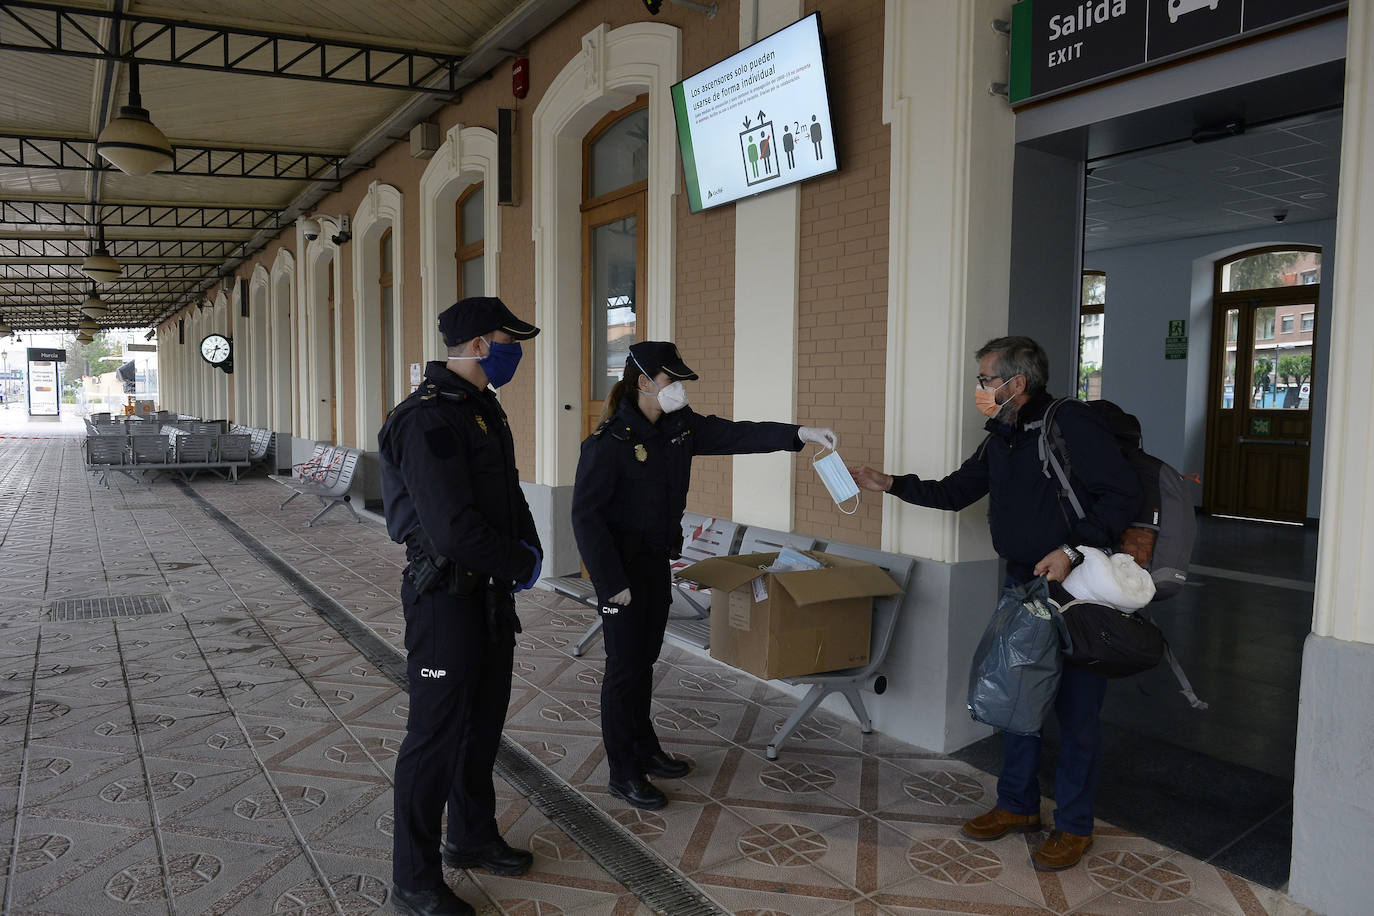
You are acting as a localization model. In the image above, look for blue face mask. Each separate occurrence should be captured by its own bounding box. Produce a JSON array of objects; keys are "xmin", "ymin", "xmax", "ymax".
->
[{"xmin": 478, "ymin": 339, "xmax": 522, "ymax": 388}]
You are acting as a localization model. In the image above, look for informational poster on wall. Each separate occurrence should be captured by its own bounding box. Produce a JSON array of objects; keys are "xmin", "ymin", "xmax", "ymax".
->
[
  {"xmin": 671, "ymin": 13, "xmax": 838, "ymax": 213},
  {"xmin": 26, "ymin": 348, "xmax": 63, "ymax": 417}
]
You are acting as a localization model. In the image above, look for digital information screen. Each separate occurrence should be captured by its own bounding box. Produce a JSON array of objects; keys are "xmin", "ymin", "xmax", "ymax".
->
[
  {"xmin": 28, "ymin": 360, "xmax": 59, "ymax": 416},
  {"xmin": 671, "ymin": 13, "xmax": 838, "ymax": 213}
]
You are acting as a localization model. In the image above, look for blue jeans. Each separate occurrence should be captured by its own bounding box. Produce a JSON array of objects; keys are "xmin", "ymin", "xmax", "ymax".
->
[{"xmin": 996, "ymin": 661, "xmax": 1108, "ymax": 835}]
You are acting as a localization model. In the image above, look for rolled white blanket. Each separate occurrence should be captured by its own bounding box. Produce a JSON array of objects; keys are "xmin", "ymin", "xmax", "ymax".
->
[{"xmin": 1063, "ymin": 546, "xmax": 1156, "ymax": 610}]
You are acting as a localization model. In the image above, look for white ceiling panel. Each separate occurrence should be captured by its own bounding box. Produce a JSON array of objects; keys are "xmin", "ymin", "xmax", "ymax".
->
[{"xmin": 1085, "ymin": 112, "xmax": 1343, "ymax": 251}]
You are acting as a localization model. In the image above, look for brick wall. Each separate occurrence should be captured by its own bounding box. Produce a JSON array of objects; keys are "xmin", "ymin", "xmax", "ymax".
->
[{"xmin": 794, "ymin": 0, "xmax": 891, "ymax": 547}]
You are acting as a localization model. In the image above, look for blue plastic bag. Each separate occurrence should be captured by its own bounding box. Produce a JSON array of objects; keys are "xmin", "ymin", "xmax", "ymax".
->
[{"xmin": 967, "ymin": 576, "xmax": 1070, "ymax": 736}]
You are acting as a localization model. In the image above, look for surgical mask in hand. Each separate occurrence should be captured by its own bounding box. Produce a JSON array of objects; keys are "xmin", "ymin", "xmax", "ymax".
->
[
  {"xmin": 813, "ymin": 448, "xmax": 860, "ymax": 515},
  {"xmin": 974, "ymin": 378, "xmax": 1012, "ymax": 419}
]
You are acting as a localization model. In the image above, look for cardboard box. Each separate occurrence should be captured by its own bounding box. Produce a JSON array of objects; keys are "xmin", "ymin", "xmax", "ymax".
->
[{"xmin": 678, "ymin": 551, "xmax": 903, "ymax": 680}]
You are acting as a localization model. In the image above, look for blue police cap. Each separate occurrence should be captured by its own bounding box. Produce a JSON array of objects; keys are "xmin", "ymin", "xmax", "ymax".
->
[
  {"xmin": 438, "ymin": 297, "xmax": 539, "ymax": 347},
  {"xmin": 625, "ymin": 341, "xmax": 698, "ymax": 381}
]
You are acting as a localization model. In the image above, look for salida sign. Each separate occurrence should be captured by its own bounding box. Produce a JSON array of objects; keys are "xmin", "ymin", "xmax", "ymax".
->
[{"xmin": 1009, "ymin": 0, "xmax": 1347, "ymax": 105}]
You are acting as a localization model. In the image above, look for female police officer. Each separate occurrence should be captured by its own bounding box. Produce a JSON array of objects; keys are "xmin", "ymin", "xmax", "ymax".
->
[{"xmin": 572, "ymin": 341, "xmax": 836, "ymax": 810}]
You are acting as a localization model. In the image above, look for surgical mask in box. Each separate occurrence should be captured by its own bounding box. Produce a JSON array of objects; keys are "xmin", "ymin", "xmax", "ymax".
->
[{"xmin": 768, "ymin": 547, "xmax": 825, "ymax": 573}]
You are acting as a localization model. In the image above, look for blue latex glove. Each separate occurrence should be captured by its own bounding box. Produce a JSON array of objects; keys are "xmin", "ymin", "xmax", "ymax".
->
[{"xmin": 514, "ymin": 539, "xmax": 542, "ymax": 592}]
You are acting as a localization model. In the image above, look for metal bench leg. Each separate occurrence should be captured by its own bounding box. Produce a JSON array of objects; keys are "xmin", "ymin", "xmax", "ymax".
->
[
  {"xmin": 308, "ymin": 497, "xmax": 340, "ymax": 527},
  {"xmin": 767, "ymin": 684, "xmax": 831, "ymax": 760},
  {"xmin": 839, "ymin": 685, "xmax": 873, "ymax": 733},
  {"xmin": 280, "ymin": 490, "xmax": 301, "ymax": 509},
  {"xmin": 674, "ymin": 585, "xmax": 710, "ymax": 620},
  {"xmin": 342, "ymin": 494, "xmax": 360, "ymax": 523},
  {"xmin": 572, "ymin": 618, "xmax": 604, "ymax": 657}
]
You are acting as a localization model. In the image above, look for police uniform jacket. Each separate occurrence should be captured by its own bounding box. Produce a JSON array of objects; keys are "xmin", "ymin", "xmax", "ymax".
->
[
  {"xmin": 572, "ymin": 397, "xmax": 802, "ymax": 604},
  {"xmin": 888, "ymin": 389, "xmax": 1140, "ymax": 582},
  {"xmin": 378, "ymin": 361, "xmax": 539, "ymax": 584}
]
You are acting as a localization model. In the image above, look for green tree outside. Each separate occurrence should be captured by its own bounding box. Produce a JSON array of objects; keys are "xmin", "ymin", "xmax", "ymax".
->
[
  {"xmin": 61, "ymin": 332, "xmax": 124, "ymax": 402},
  {"xmin": 1227, "ymin": 251, "xmax": 1303, "ymax": 291}
]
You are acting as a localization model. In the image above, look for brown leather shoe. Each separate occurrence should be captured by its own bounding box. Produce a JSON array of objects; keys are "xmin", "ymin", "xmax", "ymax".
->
[
  {"xmin": 960, "ymin": 806, "xmax": 1042, "ymax": 840},
  {"xmin": 1032, "ymin": 829, "xmax": 1093, "ymax": 871}
]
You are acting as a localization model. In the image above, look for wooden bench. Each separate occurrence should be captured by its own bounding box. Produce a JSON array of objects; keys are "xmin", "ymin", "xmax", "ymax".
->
[{"xmin": 269, "ymin": 443, "xmax": 362, "ymax": 526}]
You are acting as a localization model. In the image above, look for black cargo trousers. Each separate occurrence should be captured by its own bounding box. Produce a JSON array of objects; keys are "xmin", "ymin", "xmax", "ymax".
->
[
  {"xmin": 391, "ymin": 574, "xmax": 514, "ymax": 892},
  {"xmin": 599, "ymin": 537, "xmax": 674, "ymax": 784}
]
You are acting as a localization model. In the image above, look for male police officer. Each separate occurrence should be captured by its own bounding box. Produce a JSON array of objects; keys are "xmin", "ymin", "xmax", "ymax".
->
[{"xmin": 380, "ymin": 297, "xmax": 543, "ymax": 916}]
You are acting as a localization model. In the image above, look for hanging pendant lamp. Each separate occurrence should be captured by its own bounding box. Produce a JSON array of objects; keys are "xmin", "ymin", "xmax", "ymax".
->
[
  {"xmin": 81, "ymin": 227, "xmax": 121, "ymax": 282},
  {"xmin": 81, "ymin": 285, "xmax": 110, "ymax": 320},
  {"xmin": 78, "ymin": 318, "xmax": 100, "ymax": 334},
  {"xmin": 96, "ymin": 60, "xmax": 174, "ymax": 176}
]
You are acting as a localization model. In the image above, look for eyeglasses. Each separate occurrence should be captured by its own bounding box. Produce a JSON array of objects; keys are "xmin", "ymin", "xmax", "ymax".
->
[{"xmin": 976, "ymin": 374, "xmax": 1004, "ymax": 390}]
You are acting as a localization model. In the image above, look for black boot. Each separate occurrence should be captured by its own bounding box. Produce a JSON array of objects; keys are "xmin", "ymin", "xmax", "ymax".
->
[
  {"xmin": 441, "ymin": 835, "xmax": 533, "ymax": 876},
  {"xmin": 391, "ymin": 882, "xmax": 474, "ymax": 916},
  {"xmin": 638, "ymin": 751, "xmax": 691, "ymax": 779},
  {"xmin": 608, "ymin": 775, "xmax": 668, "ymax": 810}
]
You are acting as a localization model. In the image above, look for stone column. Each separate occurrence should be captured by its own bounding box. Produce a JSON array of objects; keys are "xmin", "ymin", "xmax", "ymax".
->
[
  {"xmin": 1289, "ymin": 3, "xmax": 1374, "ymax": 913},
  {"xmin": 874, "ymin": 0, "xmax": 1017, "ymax": 751},
  {"xmin": 732, "ymin": 0, "xmax": 803, "ymax": 530}
]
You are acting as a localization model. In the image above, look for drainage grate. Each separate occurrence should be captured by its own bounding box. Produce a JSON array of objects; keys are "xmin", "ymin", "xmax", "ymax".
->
[{"xmin": 49, "ymin": 595, "xmax": 172, "ymax": 621}]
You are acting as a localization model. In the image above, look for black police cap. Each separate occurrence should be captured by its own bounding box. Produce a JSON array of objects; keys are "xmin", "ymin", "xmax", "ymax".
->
[
  {"xmin": 625, "ymin": 341, "xmax": 698, "ymax": 381},
  {"xmin": 438, "ymin": 296, "xmax": 540, "ymax": 346}
]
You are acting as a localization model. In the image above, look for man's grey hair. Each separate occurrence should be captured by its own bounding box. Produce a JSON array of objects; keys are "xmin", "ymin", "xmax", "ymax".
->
[{"xmin": 976, "ymin": 336, "xmax": 1049, "ymax": 393}]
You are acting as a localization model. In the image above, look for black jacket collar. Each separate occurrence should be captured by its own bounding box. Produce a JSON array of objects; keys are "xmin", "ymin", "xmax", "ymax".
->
[
  {"xmin": 984, "ymin": 389, "xmax": 1055, "ymax": 439},
  {"xmin": 424, "ymin": 361, "xmax": 486, "ymax": 397}
]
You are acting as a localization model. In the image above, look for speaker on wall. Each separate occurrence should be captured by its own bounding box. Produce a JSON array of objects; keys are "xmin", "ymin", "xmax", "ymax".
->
[
  {"xmin": 178, "ymin": 318, "xmax": 184, "ymax": 345},
  {"xmin": 238, "ymin": 277, "xmax": 249, "ymax": 318},
  {"xmin": 498, "ymin": 108, "xmax": 519, "ymax": 206}
]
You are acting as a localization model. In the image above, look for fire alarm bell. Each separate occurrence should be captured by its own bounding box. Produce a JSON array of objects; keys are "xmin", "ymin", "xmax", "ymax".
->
[{"xmin": 512, "ymin": 58, "xmax": 529, "ymax": 99}]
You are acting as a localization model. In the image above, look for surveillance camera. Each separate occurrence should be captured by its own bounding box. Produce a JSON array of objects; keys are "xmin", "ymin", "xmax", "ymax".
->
[
  {"xmin": 300, "ymin": 217, "xmax": 321, "ymax": 241},
  {"xmin": 1273, "ymin": 210, "xmax": 1288, "ymax": 223},
  {"xmin": 329, "ymin": 215, "xmax": 352, "ymax": 246}
]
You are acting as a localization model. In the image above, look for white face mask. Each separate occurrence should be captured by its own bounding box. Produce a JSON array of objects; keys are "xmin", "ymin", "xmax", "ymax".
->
[
  {"xmin": 812, "ymin": 448, "xmax": 860, "ymax": 515},
  {"xmin": 640, "ymin": 376, "xmax": 689, "ymax": 413}
]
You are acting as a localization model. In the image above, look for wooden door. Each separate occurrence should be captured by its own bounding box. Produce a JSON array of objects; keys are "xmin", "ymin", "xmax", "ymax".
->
[{"xmin": 1204, "ymin": 268, "xmax": 1318, "ymax": 522}]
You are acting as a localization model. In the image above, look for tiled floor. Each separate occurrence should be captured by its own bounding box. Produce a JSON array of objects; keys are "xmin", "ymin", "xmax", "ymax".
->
[{"xmin": 0, "ymin": 420, "xmax": 1314, "ymax": 915}]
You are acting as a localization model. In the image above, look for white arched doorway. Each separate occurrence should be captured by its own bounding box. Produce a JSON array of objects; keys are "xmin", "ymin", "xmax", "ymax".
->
[
  {"xmin": 302, "ymin": 222, "xmax": 342, "ymax": 442},
  {"xmin": 419, "ymin": 125, "xmax": 500, "ymax": 364},
  {"xmin": 249, "ymin": 264, "xmax": 271, "ymax": 427},
  {"xmin": 352, "ymin": 181, "xmax": 404, "ymax": 449},
  {"xmin": 270, "ymin": 248, "xmax": 295, "ymax": 433},
  {"xmin": 531, "ymin": 21, "xmax": 681, "ymax": 485}
]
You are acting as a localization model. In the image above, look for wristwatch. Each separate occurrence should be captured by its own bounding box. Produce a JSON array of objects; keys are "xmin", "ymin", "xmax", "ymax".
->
[{"xmin": 1059, "ymin": 544, "xmax": 1084, "ymax": 568}]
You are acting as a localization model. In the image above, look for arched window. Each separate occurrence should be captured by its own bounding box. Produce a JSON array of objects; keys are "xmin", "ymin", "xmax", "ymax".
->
[
  {"xmin": 380, "ymin": 228, "xmax": 395, "ymax": 416},
  {"xmin": 456, "ymin": 183, "xmax": 484, "ymax": 297},
  {"xmin": 582, "ymin": 96, "xmax": 649, "ymax": 434}
]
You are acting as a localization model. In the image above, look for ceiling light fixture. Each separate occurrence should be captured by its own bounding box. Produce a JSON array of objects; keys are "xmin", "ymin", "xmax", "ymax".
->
[
  {"xmin": 96, "ymin": 60, "xmax": 174, "ymax": 176},
  {"xmin": 80, "ymin": 226, "xmax": 122, "ymax": 282},
  {"xmin": 81, "ymin": 285, "xmax": 110, "ymax": 320},
  {"xmin": 78, "ymin": 318, "xmax": 100, "ymax": 333}
]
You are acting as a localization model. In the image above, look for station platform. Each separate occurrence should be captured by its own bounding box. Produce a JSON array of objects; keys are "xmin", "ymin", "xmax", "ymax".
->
[{"xmin": 0, "ymin": 422, "xmax": 1310, "ymax": 915}]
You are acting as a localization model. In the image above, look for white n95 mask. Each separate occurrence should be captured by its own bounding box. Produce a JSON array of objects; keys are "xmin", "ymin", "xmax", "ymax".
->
[{"xmin": 812, "ymin": 448, "xmax": 860, "ymax": 515}]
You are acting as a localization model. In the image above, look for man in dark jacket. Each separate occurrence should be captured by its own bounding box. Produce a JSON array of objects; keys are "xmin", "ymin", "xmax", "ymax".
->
[
  {"xmin": 850, "ymin": 336, "xmax": 1140, "ymax": 872},
  {"xmin": 379, "ymin": 297, "xmax": 543, "ymax": 916}
]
